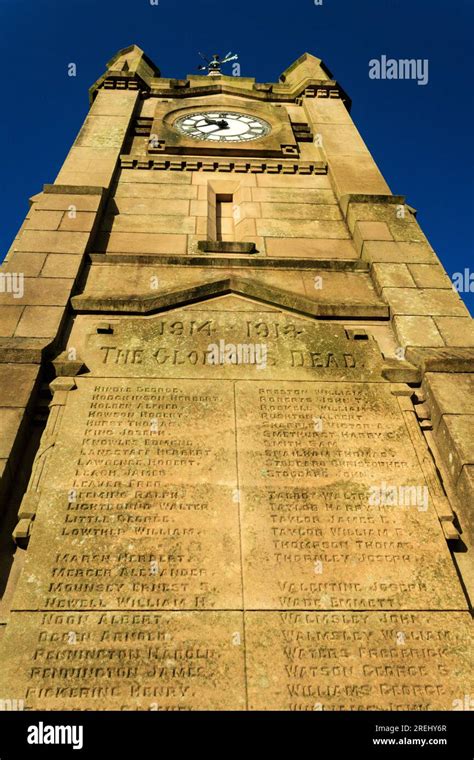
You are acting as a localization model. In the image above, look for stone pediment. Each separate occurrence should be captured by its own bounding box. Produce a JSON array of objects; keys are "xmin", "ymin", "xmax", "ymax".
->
[
  {"xmin": 71, "ymin": 272, "xmax": 388, "ymax": 320},
  {"xmin": 66, "ymin": 296, "xmax": 387, "ymax": 383}
]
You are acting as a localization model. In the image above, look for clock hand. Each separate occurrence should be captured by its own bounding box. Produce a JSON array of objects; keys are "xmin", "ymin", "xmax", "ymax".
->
[{"xmin": 202, "ymin": 117, "xmax": 229, "ymax": 129}]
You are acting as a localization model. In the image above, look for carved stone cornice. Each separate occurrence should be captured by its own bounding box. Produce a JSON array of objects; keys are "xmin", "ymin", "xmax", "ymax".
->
[{"xmin": 119, "ymin": 155, "xmax": 326, "ymax": 174}]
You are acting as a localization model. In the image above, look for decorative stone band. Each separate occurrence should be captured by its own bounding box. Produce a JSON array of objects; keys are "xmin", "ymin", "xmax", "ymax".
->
[
  {"xmin": 119, "ymin": 156, "xmax": 326, "ymax": 174},
  {"xmin": 296, "ymin": 87, "xmax": 342, "ymax": 102},
  {"xmin": 101, "ymin": 78, "xmax": 140, "ymax": 91},
  {"xmin": 96, "ymin": 78, "xmax": 345, "ymax": 106},
  {"xmin": 149, "ymin": 83, "xmax": 343, "ymax": 103},
  {"xmin": 88, "ymin": 254, "xmax": 368, "ymax": 270}
]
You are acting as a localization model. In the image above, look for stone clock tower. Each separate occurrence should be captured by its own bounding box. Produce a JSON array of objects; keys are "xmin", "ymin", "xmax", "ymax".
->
[{"xmin": 0, "ymin": 45, "xmax": 472, "ymax": 711}]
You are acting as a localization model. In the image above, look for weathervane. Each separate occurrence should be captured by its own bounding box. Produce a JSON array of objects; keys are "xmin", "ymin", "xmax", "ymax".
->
[{"xmin": 197, "ymin": 51, "xmax": 239, "ymax": 77}]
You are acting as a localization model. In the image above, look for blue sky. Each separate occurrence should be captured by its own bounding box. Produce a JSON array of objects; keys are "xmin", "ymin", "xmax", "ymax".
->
[{"xmin": 1, "ymin": 0, "xmax": 473, "ymax": 312}]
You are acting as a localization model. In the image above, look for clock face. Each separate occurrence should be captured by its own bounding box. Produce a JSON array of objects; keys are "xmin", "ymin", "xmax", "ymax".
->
[{"xmin": 174, "ymin": 111, "xmax": 271, "ymax": 142}]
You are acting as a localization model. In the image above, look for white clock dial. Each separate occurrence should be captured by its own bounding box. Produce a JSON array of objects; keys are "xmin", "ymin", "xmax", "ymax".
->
[{"xmin": 174, "ymin": 111, "xmax": 271, "ymax": 142}]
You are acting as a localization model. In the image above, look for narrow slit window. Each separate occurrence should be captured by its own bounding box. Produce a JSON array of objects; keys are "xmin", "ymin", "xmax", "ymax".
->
[{"xmin": 216, "ymin": 193, "xmax": 234, "ymax": 241}]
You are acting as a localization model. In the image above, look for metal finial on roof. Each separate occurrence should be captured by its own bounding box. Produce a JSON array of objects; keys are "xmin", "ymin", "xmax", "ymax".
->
[{"xmin": 197, "ymin": 51, "xmax": 239, "ymax": 76}]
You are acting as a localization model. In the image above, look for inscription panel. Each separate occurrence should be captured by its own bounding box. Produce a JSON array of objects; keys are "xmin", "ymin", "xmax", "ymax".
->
[
  {"xmin": 0, "ymin": 611, "xmax": 245, "ymax": 710},
  {"xmin": 246, "ymin": 612, "xmax": 474, "ymax": 711},
  {"xmin": 236, "ymin": 381, "xmax": 465, "ymax": 610},
  {"xmin": 71, "ymin": 311, "xmax": 385, "ymax": 381},
  {"xmin": 14, "ymin": 379, "xmax": 242, "ymax": 611}
]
